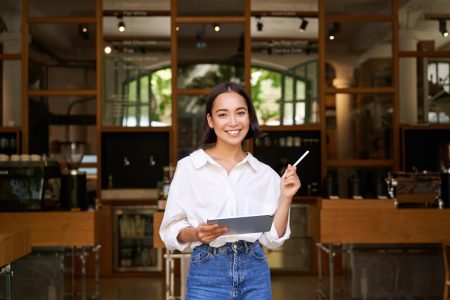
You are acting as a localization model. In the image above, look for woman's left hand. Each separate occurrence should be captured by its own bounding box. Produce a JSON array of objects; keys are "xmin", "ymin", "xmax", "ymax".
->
[{"xmin": 280, "ymin": 164, "xmax": 301, "ymax": 200}]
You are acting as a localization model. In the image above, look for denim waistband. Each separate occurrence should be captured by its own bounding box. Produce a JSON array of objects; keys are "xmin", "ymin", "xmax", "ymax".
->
[{"xmin": 195, "ymin": 240, "xmax": 259, "ymax": 255}]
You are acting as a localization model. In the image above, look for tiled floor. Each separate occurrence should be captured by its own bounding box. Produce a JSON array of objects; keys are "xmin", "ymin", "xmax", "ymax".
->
[{"xmin": 98, "ymin": 275, "xmax": 322, "ymax": 300}]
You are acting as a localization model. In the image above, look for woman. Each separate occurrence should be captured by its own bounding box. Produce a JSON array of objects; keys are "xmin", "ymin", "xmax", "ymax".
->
[{"xmin": 159, "ymin": 82, "xmax": 301, "ymax": 299}]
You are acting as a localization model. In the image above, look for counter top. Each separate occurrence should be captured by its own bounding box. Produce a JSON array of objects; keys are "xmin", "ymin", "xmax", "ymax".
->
[
  {"xmin": 101, "ymin": 189, "xmax": 158, "ymax": 201},
  {"xmin": 0, "ymin": 211, "xmax": 96, "ymax": 247},
  {"xmin": 0, "ymin": 230, "xmax": 31, "ymax": 266},
  {"xmin": 320, "ymin": 199, "xmax": 450, "ymax": 244}
]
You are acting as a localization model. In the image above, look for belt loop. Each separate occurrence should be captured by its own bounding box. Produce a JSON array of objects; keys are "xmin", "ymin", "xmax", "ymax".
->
[{"xmin": 244, "ymin": 241, "xmax": 250, "ymax": 252}]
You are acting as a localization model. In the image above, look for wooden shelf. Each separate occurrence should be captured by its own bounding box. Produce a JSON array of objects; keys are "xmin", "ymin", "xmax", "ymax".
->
[
  {"xmin": 326, "ymin": 87, "xmax": 395, "ymax": 94},
  {"xmin": 400, "ymin": 123, "xmax": 450, "ymax": 130},
  {"xmin": 101, "ymin": 126, "xmax": 171, "ymax": 133},
  {"xmin": 0, "ymin": 54, "xmax": 21, "ymax": 60},
  {"xmin": 327, "ymin": 159, "xmax": 394, "ymax": 167},
  {"xmin": 0, "ymin": 127, "xmax": 21, "ymax": 133},
  {"xmin": 28, "ymin": 89, "xmax": 97, "ymax": 97},
  {"xmin": 28, "ymin": 16, "xmax": 96, "ymax": 24},
  {"xmin": 260, "ymin": 124, "xmax": 321, "ymax": 131}
]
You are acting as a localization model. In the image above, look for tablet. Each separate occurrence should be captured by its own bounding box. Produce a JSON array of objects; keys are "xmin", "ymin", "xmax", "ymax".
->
[{"xmin": 207, "ymin": 214, "xmax": 273, "ymax": 235}]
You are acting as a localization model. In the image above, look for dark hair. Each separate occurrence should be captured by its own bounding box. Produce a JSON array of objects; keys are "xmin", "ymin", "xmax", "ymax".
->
[{"xmin": 200, "ymin": 82, "xmax": 261, "ymax": 145}]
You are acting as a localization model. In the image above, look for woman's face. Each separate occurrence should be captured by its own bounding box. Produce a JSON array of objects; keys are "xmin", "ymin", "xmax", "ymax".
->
[{"xmin": 207, "ymin": 91, "xmax": 250, "ymax": 147}]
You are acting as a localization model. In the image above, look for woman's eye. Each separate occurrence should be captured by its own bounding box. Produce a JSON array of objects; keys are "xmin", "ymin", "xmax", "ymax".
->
[
  {"xmin": 218, "ymin": 113, "xmax": 227, "ymax": 118},
  {"xmin": 237, "ymin": 111, "xmax": 246, "ymax": 116}
]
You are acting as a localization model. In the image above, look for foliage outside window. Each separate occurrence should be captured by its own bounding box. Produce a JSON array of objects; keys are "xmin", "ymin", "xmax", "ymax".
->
[
  {"xmin": 122, "ymin": 68, "xmax": 172, "ymax": 126},
  {"xmin": 115, "ymin": 63, "xmax": 318, "ymax": 127}
]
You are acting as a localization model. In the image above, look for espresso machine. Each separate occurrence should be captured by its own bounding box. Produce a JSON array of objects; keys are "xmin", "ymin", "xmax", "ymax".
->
[
  {"xmin": 60, "ymin": 142, "xmax": 87, "ymax": 210},
  {"xmin": 441, "ymin": 144, "xmax": 450, "ymax": 208}
]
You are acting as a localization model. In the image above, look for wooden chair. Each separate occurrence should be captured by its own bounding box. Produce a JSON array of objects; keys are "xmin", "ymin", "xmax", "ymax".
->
[{"xmin": 443, "ymin": 244, "xmax": 450, "ymax": 300}]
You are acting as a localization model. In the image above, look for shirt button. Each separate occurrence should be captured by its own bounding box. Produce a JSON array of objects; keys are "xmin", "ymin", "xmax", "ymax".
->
[{"xmin": 232, "ymin": 243, "xmax": 238, "ymax": 250}]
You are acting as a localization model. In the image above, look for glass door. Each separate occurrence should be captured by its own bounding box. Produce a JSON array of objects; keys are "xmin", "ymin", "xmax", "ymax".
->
[{"xmin": 113, "ymin": 205, "xmax": 162, "ymax": 272}]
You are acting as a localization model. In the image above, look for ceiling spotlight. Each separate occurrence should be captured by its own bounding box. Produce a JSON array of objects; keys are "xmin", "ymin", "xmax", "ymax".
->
[
  {"xmin": 104, "ymin": 45, "xmax": 112, "ymax": 54},
  {"xmin": 328, "ymin": 22, "xmax": 339, "ymax": 40},
  {"xmin": 256, "ymin": 17, "xmax": 263, "ymax": 32},
  {"xmin": 299, "ymin": 18, "xmax": 308, "ymax": 32},
  {"xmin": 78, "ymin": 24, "xmax": 89, "ymax": 40},
  {"xmin": 439, "ymin": 19, "xmax": 448, "ymax": 37},
  {"xmin": 213, "ymin": 23, "xmax": 220, "ymax": 32},
  {"xmin": 117, "ymin": 16, "xmax": 125, "ymax": 32},
  {"xmin": 175, "ymin": 25, "xmax": 180, "ymax": 31}
]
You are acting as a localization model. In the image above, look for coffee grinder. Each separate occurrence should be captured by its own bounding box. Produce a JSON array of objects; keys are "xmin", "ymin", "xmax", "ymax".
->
[
  {"xmin": 441, "ymin": 144, "xmax": 450, "ymax": 208},
  {"xmin": 60, "ymin": 142, "xmax": 87, "ymax": 210}
]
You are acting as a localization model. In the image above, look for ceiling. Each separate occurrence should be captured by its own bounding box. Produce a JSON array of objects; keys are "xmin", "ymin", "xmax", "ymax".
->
[{"xmin": 1, "ymin": 0, "xmax": 450, "ymax": 63}]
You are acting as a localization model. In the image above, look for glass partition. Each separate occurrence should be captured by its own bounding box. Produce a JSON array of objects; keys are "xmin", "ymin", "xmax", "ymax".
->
[
  {"xmin": 0, "ymin": 0, "xmax": 22, "ymax": 54},
  {"xmin": 326, "ymin": 93, "xmax": 393, "ymax": 160},
  {"xmin": 29, "ymin": 0, "xmax": 96, "ymax": 17},
  {"xmin": 103, "ymin": 57, "xmax": 172, "ymax": 127},
  {"xmin": 177, "ymin": 94, "xmax": 207, "ymax": 158},
  {"xmin": 28, "ymin": 23, "xmax": 96, "ymax": 90},
  {"xmin": 0, "ymin": 60, "xmax": 22, "ymax": 127},
  {"xmin": 326, "ymin": 0, "xmax": 391, "ymax": 16},
  {"xmin": 102, "ymin": 15, "xmax": 171, "ymax": 127},
  {"xmin": 400, "ymin": 56, "xmax": 450, "ymax": 124},
  {"xmin": 325, "ymin": 21, "xmax": 392, "ymax": 88},
  {"xmin": 176, "ymin": 22, "xmax": 245, "ymax": 89},
  {"xmin": 176, "ymin": 0, "xmax": 244, "ymax": 17},
  {"xmin": 398, "ymin": 0, "xmax": 450, "ymax": 52}
]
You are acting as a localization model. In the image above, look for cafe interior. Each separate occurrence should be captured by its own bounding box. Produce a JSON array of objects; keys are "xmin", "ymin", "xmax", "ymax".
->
[{"xmin": 1, "ymin": 0, "xmax": 450, "ymax": 299}]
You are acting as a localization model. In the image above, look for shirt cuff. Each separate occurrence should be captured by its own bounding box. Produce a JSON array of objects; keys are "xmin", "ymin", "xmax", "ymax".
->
[
  {"xmin": 167, "ymin": 221, "xmax": 191, "ymax": 251},
  {"xmin": 260, "ymin": 220, "xmax": 291, "ymax": 249}
]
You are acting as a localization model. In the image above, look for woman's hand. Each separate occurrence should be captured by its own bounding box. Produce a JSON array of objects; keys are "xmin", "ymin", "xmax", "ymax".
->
[
  {"xmin": 177, "ymin": 223, "xmax": 228, "ymax": 244},
  {"xmin": 280, "ymin": 164, "xmax": 301, "ymax": 201},
  {"xmin": 196, "ymin": 223, "xmax": 228, "ymax": 243}
]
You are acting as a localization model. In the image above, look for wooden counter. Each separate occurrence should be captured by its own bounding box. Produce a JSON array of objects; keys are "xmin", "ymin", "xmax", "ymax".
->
[
  {"xmin": 320, "ymin": 199, "xmax": 450, "ymax": 244},
  {"xmin": 0, "ymin": 212, "xmax": 96, "ymax": 247},
  {"xmin": 0, "ymin": 230, "xmax": 31, "ymax": 266}
]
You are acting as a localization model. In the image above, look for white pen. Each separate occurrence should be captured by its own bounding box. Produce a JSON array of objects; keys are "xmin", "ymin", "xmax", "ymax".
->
[
  {"xmin": 282, "ymin": 150, "xmax": 309, "ymax": 178},
  {"xmin": 292, "ymin": 150, "xmax": 309, "ymax": 167}
]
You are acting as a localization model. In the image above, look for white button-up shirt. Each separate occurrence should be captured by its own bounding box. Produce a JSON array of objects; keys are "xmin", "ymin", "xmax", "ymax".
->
[{"xmin": 159, "ymin": 149, "xmax": 291, "ymax": 251}]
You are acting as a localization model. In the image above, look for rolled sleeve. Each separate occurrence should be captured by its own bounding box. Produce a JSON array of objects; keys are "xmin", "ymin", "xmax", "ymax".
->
[
  {"xmin": 259, "ymin": 211, "xmax": 291, "ymax": 249},
  {"xmin": 159, "ymin": 218, "xmax": 191, "ymax": 251}
]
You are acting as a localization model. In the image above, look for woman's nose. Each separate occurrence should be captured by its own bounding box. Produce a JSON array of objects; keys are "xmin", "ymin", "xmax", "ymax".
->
[{"xmin": 229, "ymin": 115, "xmax": 237, "ymax": 125}]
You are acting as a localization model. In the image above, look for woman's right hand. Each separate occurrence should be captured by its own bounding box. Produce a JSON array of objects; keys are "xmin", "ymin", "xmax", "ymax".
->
[{"xmin": 196, "ymin": 223, "xmax": 228, "ymax": 243}]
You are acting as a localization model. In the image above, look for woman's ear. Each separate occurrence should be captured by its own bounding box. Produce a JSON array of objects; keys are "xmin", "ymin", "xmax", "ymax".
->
[{"xmin": 207, "ymin": 113, "xmax": 213, "ymax": 129}]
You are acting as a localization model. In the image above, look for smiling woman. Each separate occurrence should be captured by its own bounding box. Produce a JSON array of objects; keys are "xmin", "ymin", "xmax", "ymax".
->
[{"xmin": 160, "ymin": 82, "xmax": 301, "ymax": 299}]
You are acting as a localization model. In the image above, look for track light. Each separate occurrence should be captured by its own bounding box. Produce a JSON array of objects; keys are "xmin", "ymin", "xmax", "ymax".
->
[
  {"xmin": 213, "ymin": 23, "xmax": 220, "ymax": 32},
  {"xmin": 256, "ymin": 17, "xmax": 263, "ymax": 32},
  {"xmin": 439, "ymin": 19, "xmax": 448, "ymax": 37},
  {"xmin": 104, "ymin": 45, "xmax": 112, "ymax": 54},
  {"xmin": 117, "ymin": 15, "xmax": 125, "ymax": 32},
  {"xmin": 78, "ymin": 24, "xmax": 89, "ymax": 40},
  {"xmin": 299, "ymin": 18, "xmax": 308, "ymax": 32},
  {"xmin": 328, "ymin": 22, "xmax": 339, "ymax": 40}
]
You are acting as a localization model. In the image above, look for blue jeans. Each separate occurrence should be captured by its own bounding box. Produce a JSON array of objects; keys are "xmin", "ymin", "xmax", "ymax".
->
[{"xmin": 186, "ymin": 240, "xmax": 271, "ymax": 300}]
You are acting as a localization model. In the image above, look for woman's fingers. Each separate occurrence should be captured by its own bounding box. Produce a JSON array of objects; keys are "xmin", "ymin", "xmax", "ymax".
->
[{"xmin": 197, "ymin": 223, "xmax": 228, "ymax": 243}]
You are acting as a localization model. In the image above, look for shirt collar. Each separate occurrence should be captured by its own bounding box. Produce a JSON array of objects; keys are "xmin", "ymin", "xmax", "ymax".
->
[{"xmin": 190, "ymin": 149, "xmax": 260, "ymax": 172}]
